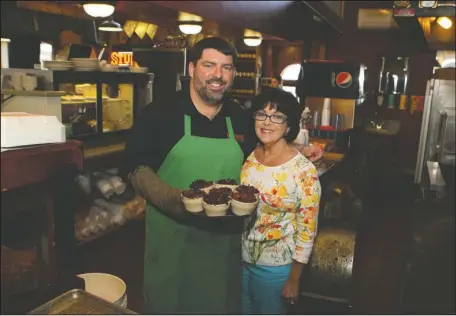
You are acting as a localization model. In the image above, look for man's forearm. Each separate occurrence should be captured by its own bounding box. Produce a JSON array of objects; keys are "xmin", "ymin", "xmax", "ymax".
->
[{"xmin": 130, "ymin": 165, "xmax": 184, "ymax": 217}]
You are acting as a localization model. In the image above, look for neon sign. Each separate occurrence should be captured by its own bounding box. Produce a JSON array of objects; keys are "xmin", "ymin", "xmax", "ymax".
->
[{"xmin": 110, "ymin": 51, "xmax": 134, "ymax": 66}]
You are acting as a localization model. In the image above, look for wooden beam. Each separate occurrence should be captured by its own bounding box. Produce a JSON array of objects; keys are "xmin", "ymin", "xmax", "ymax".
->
[{"xmin": 16, "ymin": 1, "xmax": 92, "ymax": 20}]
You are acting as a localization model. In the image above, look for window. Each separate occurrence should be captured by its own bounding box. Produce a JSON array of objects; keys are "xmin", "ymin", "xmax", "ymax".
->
[
  {"xmin": 39, "ymin": 42, "xmax": 53, "ymax": 63},
  {"xmin": 280, "ymin": 63, "xmax": 301, "ymax": 98}
]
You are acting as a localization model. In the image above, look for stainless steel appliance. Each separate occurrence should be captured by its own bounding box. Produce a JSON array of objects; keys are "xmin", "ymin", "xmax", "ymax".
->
[{"xmin": 414, "ymin": 68, "xmax": 455, "ymax": 195}]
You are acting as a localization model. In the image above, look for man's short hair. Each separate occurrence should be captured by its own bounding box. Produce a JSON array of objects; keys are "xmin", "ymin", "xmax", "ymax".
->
[
  {"xmin": 272, "ymin": 74, "xmax": 283, "ymax": 83},
  {"xmin": 189, "ymin": 37, "xmax": 238, "ymax": 67}
]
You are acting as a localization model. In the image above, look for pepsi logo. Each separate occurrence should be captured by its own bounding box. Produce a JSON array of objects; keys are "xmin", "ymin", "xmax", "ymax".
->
[{"xmin": 335, "ymin": 72, "xmax": 352, "ymax": 88}]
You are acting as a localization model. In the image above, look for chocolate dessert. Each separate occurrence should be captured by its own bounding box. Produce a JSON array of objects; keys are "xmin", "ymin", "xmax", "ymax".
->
[
  {"xmin": 232, "ymin": 191, "xmax": 257, "ymax": 203},
  {"xmin": 203, "ymin": 188, "xmax": 232, "ymax": 205},
  {"xmin": 217, "ymin": 179, "xmax": 237, "ymax": 185},
  {"xmin": 189, "ymin": 179, "xmax": 213, "ymax": 190},
  {"xmin": 182, "ymin": 189, "xmax": 205, "ymax": 199},
  {"xmin": 235, "ymin": 185, "xmax": 259, "ymax": 195}
]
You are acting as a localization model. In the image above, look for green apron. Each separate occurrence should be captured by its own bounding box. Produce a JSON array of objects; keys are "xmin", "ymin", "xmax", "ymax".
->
[{"xmin": 144, "ymin": 114, "xmax": 244, "ymax": 314}]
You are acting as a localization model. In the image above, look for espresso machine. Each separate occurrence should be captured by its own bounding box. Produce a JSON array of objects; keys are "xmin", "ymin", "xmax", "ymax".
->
[{"xmin": 296, "ymin": 60, "xmax": 368, "ymax": 149}]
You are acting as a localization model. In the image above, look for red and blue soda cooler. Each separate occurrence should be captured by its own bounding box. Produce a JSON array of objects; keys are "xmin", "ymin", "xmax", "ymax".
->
[{"xmin": 296, "ymin": 60, "xmax": 367, "ymax": 100}]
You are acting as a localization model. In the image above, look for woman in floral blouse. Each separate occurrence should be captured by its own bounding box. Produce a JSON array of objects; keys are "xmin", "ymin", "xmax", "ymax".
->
[{"xmin": 241, "ymin": 88, "xmax": 321, "ymax": 314}]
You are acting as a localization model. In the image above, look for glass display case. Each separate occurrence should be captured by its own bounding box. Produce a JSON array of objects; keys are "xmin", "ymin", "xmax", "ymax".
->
[{"xmin": 52, "ymin": 71, "xmax": 152, "ymax": 138}]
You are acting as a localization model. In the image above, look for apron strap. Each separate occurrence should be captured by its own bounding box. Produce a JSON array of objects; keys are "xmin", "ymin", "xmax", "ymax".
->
[
  {"xmin": 225, "ymin": 117, "xmax": 235, "ymax": 140},
  {"xmin": 186, "ymin": 115, "xmax": 235, "ymax": 139},
  {"xmin": 184, "ymin": 115, "xmax": 191, "ymax": 136}
]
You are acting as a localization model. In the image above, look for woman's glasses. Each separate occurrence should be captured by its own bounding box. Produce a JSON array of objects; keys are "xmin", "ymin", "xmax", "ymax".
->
[{"xmin": 253, "ymin": 111, "xmax": 287, "ymax": 124}]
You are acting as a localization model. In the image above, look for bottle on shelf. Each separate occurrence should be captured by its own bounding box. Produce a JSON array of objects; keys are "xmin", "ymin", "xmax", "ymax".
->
[{"xmin": 311, "ymin": 111, "xmax": 321, "ymax": 137}]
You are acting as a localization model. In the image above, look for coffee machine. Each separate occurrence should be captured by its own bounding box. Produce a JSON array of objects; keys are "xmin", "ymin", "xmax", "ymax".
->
[{"xmin": 296, "ymin": 60, "xmax": 368, "ymax": 145}]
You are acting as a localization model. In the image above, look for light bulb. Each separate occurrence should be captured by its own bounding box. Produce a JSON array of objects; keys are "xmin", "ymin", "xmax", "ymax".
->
[{"xmin": 437, "ymin": 17, "xmax": 452, "ymax": 29}]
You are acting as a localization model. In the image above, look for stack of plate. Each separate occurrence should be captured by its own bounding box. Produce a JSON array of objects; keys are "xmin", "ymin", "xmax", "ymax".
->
[
  {"xmin": 130, "ymin": 67, "xmax": 148, "ymax": 73},
  {"xmin": 72, "ymin": 58, "xmax": 100, "ymax": 71},
  {"xmin": 42, "ymin": 60, "xmax": 74, "ymax": 71},
  {"xmin": 101, "ymin": 65, "xmax": 119, "ymax": 72}
]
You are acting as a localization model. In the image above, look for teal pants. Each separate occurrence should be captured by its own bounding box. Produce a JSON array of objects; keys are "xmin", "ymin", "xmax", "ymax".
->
[{"xmin": 242, "ymin": 262, "xmax": 292, "ymax": 315}]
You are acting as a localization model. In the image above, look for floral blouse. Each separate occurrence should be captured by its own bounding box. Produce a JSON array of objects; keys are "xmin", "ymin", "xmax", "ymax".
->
[{"xmin": 241, "ymin": 151, "xmax": 321, "ymax": 266}]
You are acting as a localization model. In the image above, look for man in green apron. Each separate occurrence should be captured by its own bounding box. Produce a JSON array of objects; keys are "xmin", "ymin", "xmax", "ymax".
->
[{"xmin": 120, "ymin": 37, "xmax": 322, "ymax": 314}]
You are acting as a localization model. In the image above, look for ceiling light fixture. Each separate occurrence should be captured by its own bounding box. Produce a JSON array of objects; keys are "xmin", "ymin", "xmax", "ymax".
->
[
  {"xmin": 98, "ymin": 19, "xmax": 122, "ymax": 32},
  {"xmin": 437, "ymin": 17, "xmax": 453, "ymax": 29},
  {"xmin": 83, "ymin": 2, "xmax": 115, "ymax": 18},
  {"xmin": 243, "ymin": 29, "xmax": 262, "ymax": 47},
  {"xmin": 243, "ymin": 36, "xmax": 262, "ymax": 47},
  {"xmin": 178, "ymin": 12, "xmax": 203, "ymax": 35},
  {"xmin": 178, "ymin": 21, "xmax": 203, "ymax": 35}
]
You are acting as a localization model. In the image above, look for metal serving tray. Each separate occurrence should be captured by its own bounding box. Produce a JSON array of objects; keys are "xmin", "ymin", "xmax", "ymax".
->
[{"xmin": 28, "ymin": 289, "xmax": 136, "ymax": 315}]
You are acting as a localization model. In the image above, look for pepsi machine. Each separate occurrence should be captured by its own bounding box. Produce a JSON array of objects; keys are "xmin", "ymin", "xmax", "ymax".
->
[{"xmin": 296, "ymin": 60, "xmax": 368, "ymax": 133}]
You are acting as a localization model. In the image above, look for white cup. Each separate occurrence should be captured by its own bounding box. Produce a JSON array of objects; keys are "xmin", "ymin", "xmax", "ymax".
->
[
  {"xmin": 10, "ymin": 72, "xmax": 24, "ymax": 90},
  {"xmin": 22, "ymin": 74, "xmax": 37, "ymax": 88}
]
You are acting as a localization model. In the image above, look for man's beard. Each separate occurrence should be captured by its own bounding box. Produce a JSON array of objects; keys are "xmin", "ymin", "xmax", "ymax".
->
[{"xmin": 193, "ymin": 76, "xmax": 230, "ymax": 105}]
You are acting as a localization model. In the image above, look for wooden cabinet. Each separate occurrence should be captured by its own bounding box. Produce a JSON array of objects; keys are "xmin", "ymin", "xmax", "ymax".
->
[{"xmin": 1, "ymin": 141, "xmax": 83, "ymax": 299}]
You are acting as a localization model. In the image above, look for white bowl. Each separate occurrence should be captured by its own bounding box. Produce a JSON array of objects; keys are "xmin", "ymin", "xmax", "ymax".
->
[
  {"xmin": 191, "ymin": 182, "xmax": 214, "ymax": 194},
  {"xmin": 214, "ymin": 184, "xmax": 238, "ymax": 191},
  {"xmin": 77, "ymin": 273, "xmax": 126, "ymax": 303},
  {"xmin": 201, "ymin": 185, "xmax": 214, "ymax": 194},
  {"xmin": 181, "ymin": 193, "xmax": 203, "ymax": 213},
  {"xmin": 231, "ymin": 198, "xmax": 258, "ymax": 216},
  {"xmin": 202, "ymin": 200, "xmax": 230, "ymax": 217},
  {"xmin": 235, "ymin": 187, "xmax": 260, "ymax": 200}
]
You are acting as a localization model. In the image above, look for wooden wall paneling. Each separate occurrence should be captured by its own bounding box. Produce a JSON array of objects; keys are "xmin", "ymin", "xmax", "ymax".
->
[
  {"xmin": 263, "ymin": 43, "xmax": 274, "ymax": 77},
  {"xmin": 202, "ymin": 20, "xmax": 220, "ymax": 37},
  {"xmin": 16, "ymin": 1, "xmax": 91, "ymax": 20},
  {"xmin": 319, "ymin": 43, "xmax": 327, "ymax": 60}
]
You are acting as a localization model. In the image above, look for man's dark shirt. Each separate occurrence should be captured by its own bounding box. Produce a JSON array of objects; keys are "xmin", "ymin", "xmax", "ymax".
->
[{"xmin": 119, "ymin": 90, "xmax": 257, "ymax": 179}]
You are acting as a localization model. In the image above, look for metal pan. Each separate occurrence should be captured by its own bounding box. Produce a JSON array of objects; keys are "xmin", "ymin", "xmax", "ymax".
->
[{"xmin": 28, "ymin": 289, "xmax": 136, "ymax": 315}]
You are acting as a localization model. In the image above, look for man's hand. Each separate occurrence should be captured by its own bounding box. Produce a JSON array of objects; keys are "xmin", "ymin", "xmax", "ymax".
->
[{"xmin": 294, "ymin": 144, "xmax": 324, "ymax": 162}]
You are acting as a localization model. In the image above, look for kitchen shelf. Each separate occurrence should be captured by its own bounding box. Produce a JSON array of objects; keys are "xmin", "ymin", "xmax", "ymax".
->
[
  {"xmin": 1, "ymin": 90, "xmax": 66, "ymax": 97},
  {"xmin": 76, "ymin": 214, "xmax": 144, "ymax": 247},
  {"xmin": 83, "ymin": 142, "xmax": 126, "ymax": 160}
]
